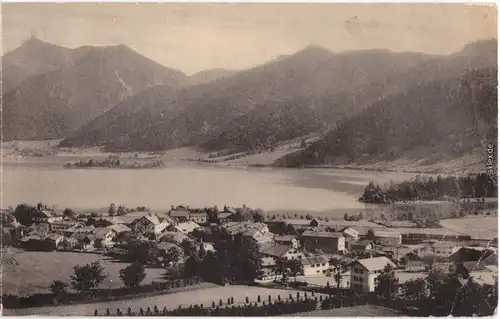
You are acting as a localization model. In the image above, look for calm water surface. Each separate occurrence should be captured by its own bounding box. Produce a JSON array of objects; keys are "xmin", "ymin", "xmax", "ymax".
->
[{"xmin": 2, "ymin": 159, "xmax": 420, "ymax": 214}]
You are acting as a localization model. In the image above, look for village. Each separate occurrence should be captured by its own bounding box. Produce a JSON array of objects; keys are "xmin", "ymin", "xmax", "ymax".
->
[{"xmin": 2, "ymin": 200, "xmax": 498, "ymax": 316}]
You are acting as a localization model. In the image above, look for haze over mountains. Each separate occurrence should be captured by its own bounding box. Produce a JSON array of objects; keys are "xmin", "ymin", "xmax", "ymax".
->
[{"xmin": 2, "ymin": 37, "xmax": 497, "ymax": 168}]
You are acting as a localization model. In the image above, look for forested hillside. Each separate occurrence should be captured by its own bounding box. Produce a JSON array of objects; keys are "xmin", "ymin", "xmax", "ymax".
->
[{"xmin": 276, "ymin": 67, "xmax": 497, "ymax": 167}]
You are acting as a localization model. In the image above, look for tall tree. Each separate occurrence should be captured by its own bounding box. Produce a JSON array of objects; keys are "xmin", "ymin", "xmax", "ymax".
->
[
  {"xmin": 119, "ymin": 262, "xmax": 146, "ymax": 288},
  {"xmin": 401, "ymin": 278, "xmax": 428, "ymax": 301},
  {"xmin": 328, "ymin": 259, "xmax": 348, "ymax": 289},
  {"xmin": 375, "ymin": 264, "xmax": 399, "ymax": 301},
  {"xmin": 108, "ymin": 203, "xmax": 117, "ymax": 217},
  {"xmin": 165, "ymin": 247, "xmax": 182, "ymax": 266},
  {"xmin": 287, "ymin": 259, "xmax": 302, "ymax": 282},
  {"xmin": 71, "ymin": 261, "xmax": 107, "ymax": 293},
  {"xmin": 13, "ymin": 204, "xmax": 37, "ymax": 226}
]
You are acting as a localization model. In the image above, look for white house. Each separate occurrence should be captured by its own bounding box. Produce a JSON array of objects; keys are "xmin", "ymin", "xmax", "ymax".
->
[
  {"xmin": 432, "ymin": 241, "xmax": 461, "ymax": 258},
  {"xmin": 301, "ymin": 256, "xmax": 329, "ymax": 276},
  {"xmin": 350, "ymin": 256, "xmax": 396, "ymax": 292}
]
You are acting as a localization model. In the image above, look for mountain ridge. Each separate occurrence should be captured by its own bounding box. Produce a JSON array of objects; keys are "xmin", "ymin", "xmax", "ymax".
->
[{"xmin": 2, "ymin": 40, "xmax": 189, "ymax": 141}]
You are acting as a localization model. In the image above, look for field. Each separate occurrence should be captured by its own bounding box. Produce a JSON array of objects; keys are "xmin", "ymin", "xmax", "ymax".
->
[
  {"xmin": 285, "ymin": 305, "xmax": 402, "ymax": 316},
  {"xmin": 439, "ymin": 216, "xmax": 498, "ymax": 239},
  {"xmin": 4, "ymin": 285, "xmax": 329, "ymax": 316},
  {"xmin": 2, "ymin": 250, "xmax": 165, "ymax": 296}
]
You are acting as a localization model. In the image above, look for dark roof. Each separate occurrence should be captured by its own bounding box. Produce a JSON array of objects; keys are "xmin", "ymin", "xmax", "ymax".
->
[
  {"xmin": 274, "ymin": 235, "xmax": 297, "ymax": 242},
  {"xmin": 302, "ymin": 256, "xmax": 328, "ymax": 266},
  {"xmin": 351, "ymin": 240, "xmax": 374, "ymax": 249},
  {"xmin": 302, "ymin": 230, "xmax": 344, "ymax": 239},
  {"xmin": 170, "ymin": 210, "xmax": 190, "ymax": 218}
]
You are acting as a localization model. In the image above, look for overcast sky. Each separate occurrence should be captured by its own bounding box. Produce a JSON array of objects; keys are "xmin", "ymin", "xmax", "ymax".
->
[{"xmin": 2, "ymin": 3, "xmax": 497, "ymax": 75}]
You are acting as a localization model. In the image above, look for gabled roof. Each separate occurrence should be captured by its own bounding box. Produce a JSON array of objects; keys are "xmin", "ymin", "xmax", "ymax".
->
[
  {"xmin": 374, "ymin": 231, "xmax": 401, "ymax": 238},
  {"xmin": 259, "ymin": 243, "xmax": 294, "ymax": 258},
  {"xmin": 190, "ymin": 212, "xmax": 207, "ymax": 218},
  {"xmin": 174, "ymin": 221, "xmax": 200, "ymax": 233},
  {"xmin": 302, "ymin": 230, "xmax": 344, "ymax": 239},
  {"xmin": 433, "ymin": 241, "xmax": 460, "ymax": 248},
  {"xmin": 70, "ymin": 225, "xmax": 96, "ymax": 234},
  {"xmin": 274, "ymin": 235, "xmax": 297, "ymax": 242},
  {"xmin": 33, "ymin": 210, "xmax": 54, "ymax": 218},
  {"xmin": 217, "ymin": 212, "xmax": 233, "ymax": 219},
  {"xmin": 97, "ymin": 217, "xmax": 125, "ymax": 224},
  {"xmin": 254, "ymin": 233, "xmax": 275, "ymax": 244},
  {"xmin": 224, "ymin": 207, "xmax": 237, "ymax": 214},
  {"xmin": 353, "ymin": 256, "xmax": 396, "ymax": 271},
  {"xmin": 108, "ymin": 224, "xmax": 131, "ymax": 234},
  {"xmin": 222, "ymin": 221, "xmax": 267, "ymax": 236},
  {"xmin": 157, "ymin": 242, "xmax": 181, "ymax": 252},
  {"xmin": 144, "ymin": 215, "xmax": 161, "ymax": 225},
  {"xmin": 170, "ymin": 210, "xmax": 190, "ymax": 218},
  {"xmin": 94, "ymin": 227, "xmax": 114, "ymax": 240},
  {"xmin": 302, "ymin": 256, "xmax": 328, "ymax": 266},
  {"xmin": 351, "ymin": 240, "xmax": 374, "ymax": 249},
  {"xmin": 343, "ymin": 227, "xmax": 359, "ymax": 238},
  {"xmin": 262, "ymin": 257, "xmax": 276, "ymax": 267}
]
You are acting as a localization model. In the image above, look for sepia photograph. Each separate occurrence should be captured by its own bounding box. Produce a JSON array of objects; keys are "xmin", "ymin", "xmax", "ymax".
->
[{"xmin": 1, "ymin": 3, "xmax": 498, "ymax": 317}]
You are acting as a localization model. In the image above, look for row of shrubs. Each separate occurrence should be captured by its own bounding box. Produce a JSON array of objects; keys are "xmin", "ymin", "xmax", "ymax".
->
[
  {"xmin": 3, "ymin": 277, "xmax": 203, "ymax": 309},
  {"xmin": 96, "ymin": 294, "xmax": 320, "ymax": 316}
]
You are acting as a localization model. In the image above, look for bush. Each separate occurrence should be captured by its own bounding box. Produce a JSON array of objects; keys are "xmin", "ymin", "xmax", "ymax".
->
[{"xmin": 290, "ymin": 281, "xmax": 308, "ymax": 288}]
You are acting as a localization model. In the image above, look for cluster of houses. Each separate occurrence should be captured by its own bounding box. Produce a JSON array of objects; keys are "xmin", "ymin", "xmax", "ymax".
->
[{"xmin": 4, "ymin": 205, "xmax": 498, "ymax": 295}]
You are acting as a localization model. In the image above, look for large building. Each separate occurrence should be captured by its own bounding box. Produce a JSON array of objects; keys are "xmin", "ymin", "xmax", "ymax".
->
[
  {"xmin": 301, "ymin": 231, "xmax": 346, "ymax": 254},
  {"xmin": 374, "ymin": 231, "xmax": 402, "ymax": 246},
  {"xmin": 350, "ymin": 256, "xmax": 396, "ymax": 292}
]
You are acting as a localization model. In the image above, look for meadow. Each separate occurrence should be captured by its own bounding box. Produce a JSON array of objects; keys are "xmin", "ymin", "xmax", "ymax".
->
[
  {"xmin": 2, "ymin": 250, "xmax": 166, "ymax": 296},
  {"xmin": 439, "ymin": 216, "xmax": 498, "ymax": 239}
]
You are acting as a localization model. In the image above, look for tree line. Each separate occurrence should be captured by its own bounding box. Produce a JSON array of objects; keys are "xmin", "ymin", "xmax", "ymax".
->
[
  {"xmin": 360, "ymin": 173, "xmax": 496, "ymax": 203},
  {"xmin": 182, "ymin": 235, "xmax": 262, "ymax": 284}
]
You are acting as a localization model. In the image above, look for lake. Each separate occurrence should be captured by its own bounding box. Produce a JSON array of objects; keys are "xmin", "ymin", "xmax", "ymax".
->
[{"xmin": 2, "ymin": 158, "xmax": 426, "ymax": 216}]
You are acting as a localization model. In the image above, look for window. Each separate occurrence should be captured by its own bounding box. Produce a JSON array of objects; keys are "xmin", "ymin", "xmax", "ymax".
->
[
  {"xmin": 322, "ymin": 263, "xmax": 326, "ymax": 266},
  {"xmin": 311, "ymin": 264, "xmax": 315, "ymax": 268},
  {"xmin": 316, "ymin": 264, "xmax": 320, "ymax": 267},
  {"xmin": 316, "ymin": 270, "xmax": 320, "ymax": 273}
]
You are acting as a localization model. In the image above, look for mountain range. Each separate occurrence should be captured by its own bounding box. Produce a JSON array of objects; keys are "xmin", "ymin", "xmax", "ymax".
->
[{"xmin": 2, "ymin": 37, "xmax": 497, "ymax": 168}]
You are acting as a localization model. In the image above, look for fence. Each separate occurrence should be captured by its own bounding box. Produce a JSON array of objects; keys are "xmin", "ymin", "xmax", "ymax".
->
[{"xmin": 95, "ymin": 292, "xmax": 322, "ymax": 316}]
